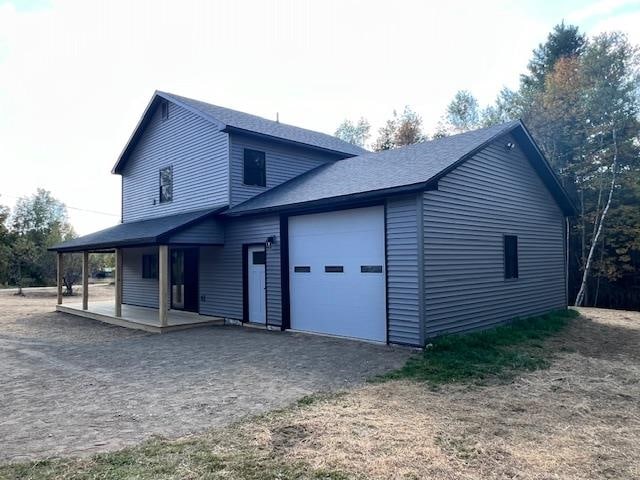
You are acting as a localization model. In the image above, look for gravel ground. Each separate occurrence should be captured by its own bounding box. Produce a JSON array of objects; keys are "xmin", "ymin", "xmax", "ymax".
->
[{"xmin": 0, "ymin": 286, "xmax": 410, "ymax": 462}]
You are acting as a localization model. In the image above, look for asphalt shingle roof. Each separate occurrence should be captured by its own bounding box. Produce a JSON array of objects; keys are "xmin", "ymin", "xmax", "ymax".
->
[
  {"xmin": 227, "ymin": 121, "xmax": 522, "ymax": 215},
  {"xmin": 50, "ymin": 207, "xmax": 225, "ymax": 252},
  {"xmin": 158, "ymin": 92, "xmax": 367, "ymax": 156}
]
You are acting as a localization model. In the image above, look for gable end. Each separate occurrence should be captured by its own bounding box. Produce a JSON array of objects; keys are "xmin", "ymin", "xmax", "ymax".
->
[{"xmin": 427, "ymin": 124, "xmax": 575, "ymax": 216}]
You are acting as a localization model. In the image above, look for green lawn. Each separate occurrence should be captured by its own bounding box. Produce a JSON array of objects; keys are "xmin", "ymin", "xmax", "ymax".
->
[{"xmin": 378, "ymin": 309, "xmax": 578, "ymax": 385}]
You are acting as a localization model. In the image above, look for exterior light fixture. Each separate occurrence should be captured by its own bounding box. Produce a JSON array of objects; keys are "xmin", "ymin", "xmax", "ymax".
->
[
  {"xmin": 265, "ymin": 236, "xmax": 276, "ymax": 249},
  {"xmin": 505, "ymin": 141, "xmax": 515, "ymax": 151}
]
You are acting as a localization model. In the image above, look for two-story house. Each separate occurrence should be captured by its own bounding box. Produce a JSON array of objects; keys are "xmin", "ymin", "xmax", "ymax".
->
[{"xmin": 51, "ymin": 91, "xmax": 575, "ymax": 346}]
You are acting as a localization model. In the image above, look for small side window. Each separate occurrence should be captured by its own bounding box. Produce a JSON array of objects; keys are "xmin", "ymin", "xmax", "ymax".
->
[
  {"xmin": 504, "ymin": 235, "xmax": 518, "ymax": 279},
  {"xmin": 142, "ymin": 254, "xmax": 159, "ymax": 279},
  {"xmin": 159, "ymin": 166, "xmax": 173, "ymax": 203}
]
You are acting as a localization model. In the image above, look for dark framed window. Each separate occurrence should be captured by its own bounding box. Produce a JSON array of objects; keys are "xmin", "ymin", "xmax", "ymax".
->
[
  {"xmin": 294, "ymin": 266, "xmax": 311, "ymax": 273},
  {"xmin": 142, "ymin": 254, "xmax": 158, "ymax": 279},
  {"xmin": 504, "ymin": 235, "xmax": 519, "ymax": 279},
  {"xmin": 161, "ymin": 100, "xmax": 169, "ymax": 121},
  {"xmin": 243, "ymin": 149, "xmax": 266, "ymax": 187},
  {"xmin": 159, "ymin": 166, "xmax": 173, "ymax": 203}
]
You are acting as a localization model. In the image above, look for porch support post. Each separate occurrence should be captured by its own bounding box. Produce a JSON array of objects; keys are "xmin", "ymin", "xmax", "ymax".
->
[
  {"xmin": 158, "ymin": 245, "xmax": 169, "ymax": 327},
  {"xmin": 82, "ymin": 251, "xmax": 89, "ymax": 310},
  {"xmin": 56, "ymin": 252, "xmax": 63, "ymax": 305},
  {"xmin": 115, "ymin": 248, "xmax": 123, "ymax": 317}
]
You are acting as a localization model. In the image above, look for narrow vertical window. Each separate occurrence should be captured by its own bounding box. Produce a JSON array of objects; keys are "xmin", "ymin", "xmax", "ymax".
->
[
  {"xmin": 159, "ymin": 166, "xmax": 173, "ymax": 203},
  {"xmin": 161, "ymin": 100, "xmax": 169, "ymax": 121},
  {"xmin": 504, "ymin": 235, "xmax": 519, "ymax": 279},
  {"xmin": 243, "ymin": 149, "xmax": 266, "ymax": 187}
]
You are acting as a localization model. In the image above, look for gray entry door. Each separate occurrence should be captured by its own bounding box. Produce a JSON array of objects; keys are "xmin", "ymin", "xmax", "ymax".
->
[{"xmin": 247, "ymin": 245, "xmax": 266, "ymax": 323}]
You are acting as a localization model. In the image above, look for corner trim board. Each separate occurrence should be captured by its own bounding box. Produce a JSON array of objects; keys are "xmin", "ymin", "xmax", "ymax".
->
[
  {"xmin": 242, "ymin": 244, "xmax": 248, "ymax": 323},
  {"xmin": 383, "ymin": 201, "xmax": 390, "ymax": 345},
  {"xmin": 279, "ymin": 215, "xmax": 291, "ymax": 330},
  {"xmin": 416, "ymin": 192, "xmax": 426, "ymax": 347}
]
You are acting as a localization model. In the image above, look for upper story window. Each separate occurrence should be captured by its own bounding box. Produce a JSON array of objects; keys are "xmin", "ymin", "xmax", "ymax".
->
[
  {"xmin": 243, "ymin": 149, "xmax": 266, "ymax": 187},
  {"xmin": 504, "ymin": 235, "xmax": 519, "ymax": 279},
  {"xmin": 160, "ymin": 100, "xmax": 169, "ymax": 121},
  {"xmin": 159, "ymin": 166, "xmax": 173, "ymax": 203}
]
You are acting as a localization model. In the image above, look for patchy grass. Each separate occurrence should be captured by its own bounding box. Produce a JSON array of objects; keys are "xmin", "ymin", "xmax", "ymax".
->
[
  {"xmin": 0, "ymin": 433, "xmax": 350, "ymax": 480},
  {"xmin": 6, "ymin": 308, "xmax": 639, "ymax": 480},
  {"xmin": 378, "ymin": 309, "xmax": 579, "ymax": 385},
  {"xmin": 296, "ymin": 391, "xmax": 346, "ymax": 407}
]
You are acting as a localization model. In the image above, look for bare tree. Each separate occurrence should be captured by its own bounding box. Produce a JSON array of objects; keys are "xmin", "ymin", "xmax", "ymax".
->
[
  {"xmin": 62, "ymin": 253, "xmax": 82, "ymax": 296},
  {"xmin": 575, "ymin": 129, "xmax": 618, "ymax": 306}
]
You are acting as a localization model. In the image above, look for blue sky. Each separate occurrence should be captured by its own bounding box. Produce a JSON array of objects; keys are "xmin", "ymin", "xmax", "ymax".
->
[{"xmin": 0, "ymin": 0, "xmax": 638, "ymax": 234}]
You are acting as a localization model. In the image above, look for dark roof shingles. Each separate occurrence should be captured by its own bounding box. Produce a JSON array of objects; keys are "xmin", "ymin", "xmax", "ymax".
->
[
  {"xmin": 158, "ymin": 92, "xmax": 367, "ymax": 156},
  {"xmin": 228, "ymin": 121, "xmax": 520, "ymax": 214},
  {"xmin": 50, "ymin": 207, "xmax": 223, "ymax": 252}
]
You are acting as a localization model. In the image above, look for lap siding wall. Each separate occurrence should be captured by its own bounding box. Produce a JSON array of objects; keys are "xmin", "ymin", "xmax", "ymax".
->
[
  {"xmin": 122, "ymin": 246, "xmax": 164, "ymax": 309},
  {"xmin": 199, "ymin": 216, "xmax": 282, "ymax": 325},
  {"xmin": 385, "ymin": 196, "xmax": 422, "ymax": 346},
  {"xmin": 422, "ymin": 134, "xmax": 567, "ymax": 337}
]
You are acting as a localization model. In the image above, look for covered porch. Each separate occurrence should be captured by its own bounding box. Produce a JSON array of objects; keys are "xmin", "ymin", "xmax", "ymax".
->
[
  {"xmin": 56, "ymin": 300, "xmax": 223, "ymax": 333},
  {"xmin": 50, "ymin": 208, "xmax": 227, "ymax": 333}
]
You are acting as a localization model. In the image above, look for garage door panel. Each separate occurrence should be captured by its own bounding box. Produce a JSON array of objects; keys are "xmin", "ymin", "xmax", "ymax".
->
[{"xmin": 289, "ymin": 206, "xmax": 386, "ymax": 342}]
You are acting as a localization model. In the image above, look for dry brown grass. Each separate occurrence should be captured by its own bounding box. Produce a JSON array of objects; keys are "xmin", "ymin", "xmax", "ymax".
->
[
  {"xmin": 232, "ymin": 308, "xmax": 640, "ymax": 479},
  {"xmin": 3, "ymin": 307, "xmax": 639, "ymax": 479}
]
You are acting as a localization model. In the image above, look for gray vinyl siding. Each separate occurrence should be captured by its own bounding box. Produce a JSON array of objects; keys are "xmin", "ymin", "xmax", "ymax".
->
[
  {"xmin": 229, "ymin": 133, "xmax": 338, "ymax": 206},
  {"xmin": 422, "ymin": 134, "xmax": 567, "ymax": 337},
  {"xmin": 168, "ymin": 218, "xmax": 225, "ymax": 244},
  {"xmin": 122, "ymin": 246, "xmax": 164, "ymax": 309},
  {"xmin": 199, "ymin": 216, "xmax": 281, "ymax": 325},
  {"xmin": 121, "ymin": 102, "xmax": 229, "ymax": 222},
  {"xmin": 385, "ymin": 196, "xmax": 422, "ymax": 346}
]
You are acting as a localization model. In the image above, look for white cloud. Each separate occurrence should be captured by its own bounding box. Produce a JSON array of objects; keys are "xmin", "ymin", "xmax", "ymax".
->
[
  {"xmin": 568, "ymin": 0, "xmax": 640, "ymax": 22},
  {"xmin": 0, "ymin": 0, "xmax": 637, "ymax": 234},
  {"xmin": 589, "ymin": 10, "xmax": 640, "ymax": 43}
]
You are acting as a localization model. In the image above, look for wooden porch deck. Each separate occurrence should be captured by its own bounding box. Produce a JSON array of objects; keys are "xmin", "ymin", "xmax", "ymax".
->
[{"xmin": 56, "ymin": 301, "xmax": 225, "ymax": 333}]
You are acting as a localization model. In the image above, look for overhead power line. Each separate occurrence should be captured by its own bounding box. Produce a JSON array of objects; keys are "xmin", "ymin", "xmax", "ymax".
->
[{"xmin": 0, "ymin": 193, "xmax": 119, "ymax": 217}]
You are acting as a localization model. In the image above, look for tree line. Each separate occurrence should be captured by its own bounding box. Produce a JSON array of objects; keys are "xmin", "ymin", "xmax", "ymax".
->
[
  {"xmin": 0, "ymin": 189, "xmax": 113, "ymax": 294},
  {"xmin": 335, "ymin": 23, "xmax": 640, "ymax": 310}
]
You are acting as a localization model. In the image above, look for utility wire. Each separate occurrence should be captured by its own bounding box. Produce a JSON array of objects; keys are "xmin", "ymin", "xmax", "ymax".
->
[{"xmin": 0, "ymin": 193, "xmax": 119, "ymax": 217}]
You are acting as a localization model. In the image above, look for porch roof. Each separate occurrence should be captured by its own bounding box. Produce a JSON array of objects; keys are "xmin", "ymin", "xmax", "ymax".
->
[{"xmin": 49, "ymin": 206, "xmax": 226, "ymax": 253}]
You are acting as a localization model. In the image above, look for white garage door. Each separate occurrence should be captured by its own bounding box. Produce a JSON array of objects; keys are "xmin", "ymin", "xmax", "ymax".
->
[{"xmin": 289, "ymin": 206, "xmax": 386, "ymax": 342}]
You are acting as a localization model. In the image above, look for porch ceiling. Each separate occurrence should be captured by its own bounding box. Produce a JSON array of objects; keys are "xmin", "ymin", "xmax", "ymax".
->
[{"xmin": 49, "ymin": 206, "xmax": 226, "ymax": 253}]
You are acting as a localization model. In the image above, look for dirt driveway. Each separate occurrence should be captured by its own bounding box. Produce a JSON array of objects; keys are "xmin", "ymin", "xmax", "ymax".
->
[{"xmin": 0, "ymin": 287, "xmax": 410, "ymax": 462}]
